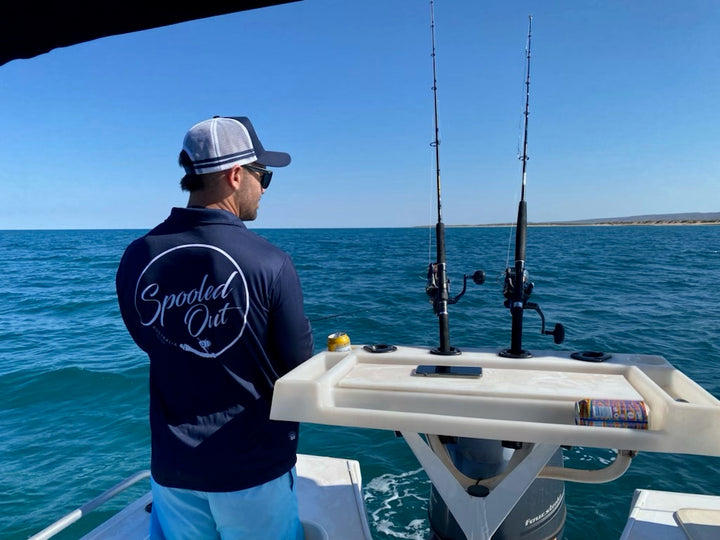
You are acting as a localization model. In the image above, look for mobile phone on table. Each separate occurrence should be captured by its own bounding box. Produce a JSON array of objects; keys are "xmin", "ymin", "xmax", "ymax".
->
[{"xmin": 414, "ymin": 365, "xmax": 482, "ymax": 378}]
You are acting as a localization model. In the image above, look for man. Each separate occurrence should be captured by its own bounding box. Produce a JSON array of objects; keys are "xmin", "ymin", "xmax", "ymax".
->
[{"xmin": 116, "ymin": 116, "xmax": 313, "ymax": 539}]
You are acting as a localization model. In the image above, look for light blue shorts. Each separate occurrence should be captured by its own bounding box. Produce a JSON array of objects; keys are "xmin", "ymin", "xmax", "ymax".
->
[{"xmin": 149, "ymin": 468, "xmax": 305, "ymax": 540}]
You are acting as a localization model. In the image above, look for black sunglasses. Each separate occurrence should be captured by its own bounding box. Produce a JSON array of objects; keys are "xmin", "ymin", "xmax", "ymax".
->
[{"xmin": 242, "ymin": 164, "xmax": 273, "ymax": 189}]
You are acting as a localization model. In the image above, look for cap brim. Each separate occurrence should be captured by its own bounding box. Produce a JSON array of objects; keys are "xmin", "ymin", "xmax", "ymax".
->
[{"xmin": 256, "ymin": 150, "xmax": 291, "ymax": 167}]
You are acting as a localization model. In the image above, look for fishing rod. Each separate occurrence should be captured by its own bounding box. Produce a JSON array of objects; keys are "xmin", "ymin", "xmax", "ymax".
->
[
  {"xmin": 425, "ymin": 0, "xmax": 484, "ymax": 355},
  {"xmin": 500, "ymin": 15, "xmax": 564, "ymax": 358}
]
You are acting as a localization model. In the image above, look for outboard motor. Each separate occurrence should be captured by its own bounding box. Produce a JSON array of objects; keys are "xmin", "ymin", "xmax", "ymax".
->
[{"xmin": 427, "ymin": 438, "xmax": 566, "ymax": 539}]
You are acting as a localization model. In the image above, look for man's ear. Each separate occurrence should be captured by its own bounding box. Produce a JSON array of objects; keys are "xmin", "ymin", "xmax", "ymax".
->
[{"xmin": 227, "ymin": 165, "xmax": 244, "ymax": 189}]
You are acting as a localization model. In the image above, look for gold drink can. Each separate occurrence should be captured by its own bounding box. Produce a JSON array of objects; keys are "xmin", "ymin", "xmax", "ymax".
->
[{"xmin": 327, "ymin": 332, "xmax": 351, "ymax": 352}]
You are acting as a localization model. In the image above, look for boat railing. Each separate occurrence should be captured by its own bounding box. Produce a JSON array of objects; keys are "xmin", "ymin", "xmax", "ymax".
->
[{"xmin": 29, "ymin": 469, "xmax": 151, "ymax": 540}]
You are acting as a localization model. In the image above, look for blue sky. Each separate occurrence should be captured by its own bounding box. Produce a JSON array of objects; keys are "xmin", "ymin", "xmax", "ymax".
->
[{"xmin": 0, "ymin": 0, "xmax": 717, "ymax": 229}]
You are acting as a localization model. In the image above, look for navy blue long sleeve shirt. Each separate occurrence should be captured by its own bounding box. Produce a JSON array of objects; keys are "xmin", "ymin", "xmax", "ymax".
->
[{"xmin": 116, "ymin": 207, "xmax": 313, "ymax": 491}]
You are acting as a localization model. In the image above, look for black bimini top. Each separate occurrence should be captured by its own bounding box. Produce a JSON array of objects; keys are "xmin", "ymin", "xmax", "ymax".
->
[{"xmin": 0, "ymin": 1, "xmax": 300, "ymax": 67}]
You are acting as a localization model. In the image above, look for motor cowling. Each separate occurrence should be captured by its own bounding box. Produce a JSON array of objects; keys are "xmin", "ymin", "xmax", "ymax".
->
[{"xmin": 427, "ymin": 438, "xmax": 566, "ymax": 540}]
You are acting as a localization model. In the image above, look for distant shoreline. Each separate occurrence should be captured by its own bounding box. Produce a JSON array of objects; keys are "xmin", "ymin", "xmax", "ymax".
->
[
  {"xmin": 451, "ymin": 220, "xmax": 720, "ymax": 228},
  {"xmin": 445, "ymin": 211, "xmax": 720, "ymax": 228}
]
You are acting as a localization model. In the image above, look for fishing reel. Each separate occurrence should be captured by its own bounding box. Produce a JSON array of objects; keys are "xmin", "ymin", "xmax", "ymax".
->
[
  {"xmin": 426, "ymin": 263, "xmax": 485, "ymax": 313},
  {"xmin": 502, "ymin": 266, "xmax": 565, "ymax": 346},
  {"xmin": 502, "ymin": 266, "xmax": 533, "ymax": 304}
]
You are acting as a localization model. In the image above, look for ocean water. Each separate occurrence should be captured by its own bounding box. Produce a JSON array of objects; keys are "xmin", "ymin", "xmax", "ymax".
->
[{"xmin": 1, "ymin": 225, "xmax": 719, "ymax": 539}]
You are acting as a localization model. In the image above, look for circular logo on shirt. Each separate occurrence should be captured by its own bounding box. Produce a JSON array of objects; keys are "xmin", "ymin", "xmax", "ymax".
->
[{"xmin": 133, "ymin": 244, "xmax": 249, "ymax": 358}]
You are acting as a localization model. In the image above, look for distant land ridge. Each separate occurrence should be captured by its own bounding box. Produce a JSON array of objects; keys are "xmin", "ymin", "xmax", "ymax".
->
[
  {"xmin": 460, "ymin": 212, "xmax": 720, "ymax": 227},
  {"xmin": 539, "ymin": 211, "xmax": 720, "ymax": 226}
]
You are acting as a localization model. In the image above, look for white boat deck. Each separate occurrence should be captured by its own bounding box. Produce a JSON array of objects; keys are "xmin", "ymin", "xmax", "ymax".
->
[
  {"xmin": 80, "ymin": 491, "xmax": 151, "ymax": 540},
  {"xmin": 621, "ymin": 489, "xmax": 720, "ymax": 540},
  {"xmin": 271, "ymin": 345, "xmax": 720, "ymax": 456},
  {"xmin": 296, "ymin": 454, "xmax": 372, "ymax": 540},
  {"xmin": 78, "ymin": 455, "xmax": 370, "ymax": 540}
]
